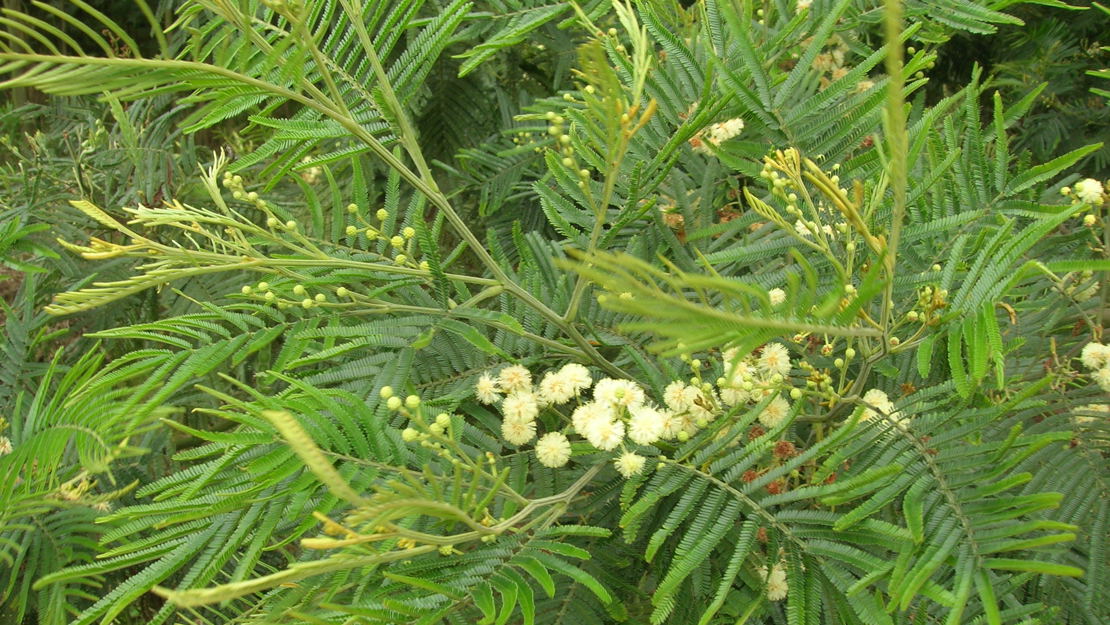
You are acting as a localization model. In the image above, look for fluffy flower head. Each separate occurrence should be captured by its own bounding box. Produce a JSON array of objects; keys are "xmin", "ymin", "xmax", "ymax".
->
[
  {"xmin": 614, "ymin": 452, "xmax": 646, "ymax": 478},
  {"xmin": 572, "ymin": 401, "xmax": 613, "ymax": 433},
  {"xmin": 1080, "ymin": 342, "xmax": 1110, "ymax": 370},
  {"xmin": 593, "ymin": 378, "xmax": 645, "ymax": 410},
  {"xmin": 499, "ymin": 365, "xmax": 532, "ymax": 393},
  {"xmin": 861, "ymin": 388, "xmax": 904, "ymax": 424},
  {"xmin": 758, "ymin": 563, "xmax": 789, "ymax": 601},
  {"xmin": 1095, "ymin": 367, "xmax": 1110, "ymax": 392},
  {"xmin": 0, "ymin": 436, "xmax": 11, "ymax": 456},
  {"xmin": 757, "ymin": 343, "xmax": 792, "ymax": 377},
  {"xmin": 475, "ymin": 373, "xmax": 501, "ymax": 405},
  {"xmin": 663, "ymin": 380, "xmax": 691, "ymax": 411},
  {"xmin": 1075, "ymin": 178, "xmax": 1105, "ymax": 205},
  {"xmin": 538, "ymin": 371, "xmax": 576, "ymax": 405},
  {"xmin": 501, "ymin": 415, "xmax": 536, "ymax": 446},
  {"xmin": 502, "ymin": 391, "xmax": 539, "ymax": 422},
  {"xmin": 628, "ymin": 404, "xmax": 666, "ymax": 445},
  {"xmin": 768, "ymin": 288, "xmax": 786, "ymax": 307},
  {"xmin": 758, "ymin": 396, "xmax": 791, "ymax": 429},
  {"xmin": 559, "ymin": 363, "xmax": 593, "ymax": 392},
  {"xmin": 582, "ymin": 416, "xmax": 625, "ymax": 451},
  {"xmin": 535, "ymin": 432, "xmax": 572, "ymax": 467}
]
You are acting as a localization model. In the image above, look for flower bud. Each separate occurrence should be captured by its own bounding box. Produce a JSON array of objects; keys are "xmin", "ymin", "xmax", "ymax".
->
[
  {"xmin": 380, "ymin": 386, "xmax": 394, "ymax": 399},
  {"xmin": 293, "ymin": 284, "xmax": 306, "ymax": 295},
  {"xmin": 405, "ymin": 395, "xmax": 421, "ymax": 409},
  {"xmin": 436, "ymin": 413, "xmax": 451, "ymax": 427},
  {"xmin": 301, "ymin": 298, "xmax": 313, "ymax": 308},
  {"xmin": 376, "ymin": 209, "xmax": 389, "ymax": 221},
  {"xmin": 402, "ymin": 427, "xmax": 419, "ymax": 442},
  {"xmin": 346, "ymin": 203, "xmax": 358, "ymax": 213},
  {"xmin": 386, "ymin": 396, "xmax": 403, "ymax": 411},
  {"xmin": 241, "ymin": 285, "xmax": 252, "ymax": 295},
  {"xmin": 315, "ymin": 293, "xmax": 326, "ymax": 303},
  {"xmin": 336, "ymin": 287, "xmax": 349, "ymax": 297}
]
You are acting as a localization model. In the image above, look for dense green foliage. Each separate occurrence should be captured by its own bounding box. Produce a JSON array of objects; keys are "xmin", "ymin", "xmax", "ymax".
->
[{"xmin": 0, "ymin": 1, "xmax": 1107, "ymax": 625}]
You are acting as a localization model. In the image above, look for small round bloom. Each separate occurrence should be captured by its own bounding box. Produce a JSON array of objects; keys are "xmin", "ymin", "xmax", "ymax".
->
[
  {"xmin": 593, "ymin": 378, "xmax": 645, "ymax": 410},
  {"xmin": 1075, "ymin": 178, "xmax": 1105, "ymax": 205},
  {"xmin": 558, "ymin": 363, "xmax": 592, "ymax": 393},
  {"xmin": 501, "ymin": 415, "xmax": 537, "ymax": 446},
  {"xmin": 499, "ymin": 365, "xmax": 532, "ymax": 393},
  {"xmin": 538, "ymin": 371, "xmax": 576, "ymax": 405},
  {"xmin": 768, "ymin": 288, "xmax": 786, "ymax": 307},
  {"xmin": 1080, "ymin": 342, "xmax": 1110, "ymax": 370},
  {"xmin": 861, "ymin": 388, "xmax": 903, "ymax": 424},
  {"xmin": 663, "ymin": 381, "xmax": 691, "ymax": 411},
  {"xmin": 502, "ymin": 391, "xmax": 539, "ymax": 422},
  {"xmin": 572, "ymin": 401, "xmax": 613, "ymax": 433},
  {"xmin": 535, "ymin": 432, "xmax": 572, "ymax": 468},
  {"xmin": 1095, "ymin": 367, "xmax": 1110, "ymax": 392},
  {"xmin": 758, "ymin": 396, "xmax": 791, "ymax": 429},
  {"xmin": 582, "ymin": 416, "xmax": 625, "ymax": 451},
  {"xmin": 614, "ymin": 451, "xmax": 646, "ymax": 478},
  {"xmin": 401, "ymin": 427, "xmax": 419, "ymax": 442},
  {"xmin": 628, "ymin": 404, "xmax": 666, "ymax": 445},
  {"xmin": 758, "ymin": 563, "xmax": 789, "ymax": 601},
  {"xmin": 719, "ymin": 386, "xmax": 751, "ymax": 407},
  {"xmin": 659, "ymin": 410, "xmax": 685, "ymax": 440},
  {"xmin": 475, "ymin": 373, "xmax": 500, "ymax": 404},
  {"xmin": 757, "ymin": 343, "xmax": 792, "ymax": 378}
]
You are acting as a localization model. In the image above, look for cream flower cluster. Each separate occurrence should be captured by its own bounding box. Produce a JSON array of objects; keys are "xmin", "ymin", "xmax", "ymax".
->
[
  {"xmin": 860, "ymin": 388, "xmax": 905, "ymax": 425},
  {"xmin": 1080, "ymin": 342, "xmax": 1110, "ymax": 392},
  {"xmin": 717, "ymin": 344, "xmax": 795, "ymax": 429},
  {"xmin": 690, "ymin": 117, "xmax": 744, "ymax": 154},
  {"xmin": 1073, "ymin": 178, "xmax": 1105, "ymax": 206},
  {"xmin": 477, "ymin": 363, "xmax": 720, "ymax": 478},
  {"xmin": 757, "ymin": 563, "xmax": 789, "ymax": 601}
]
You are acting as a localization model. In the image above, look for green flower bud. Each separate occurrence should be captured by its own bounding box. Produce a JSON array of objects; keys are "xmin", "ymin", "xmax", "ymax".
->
[
  {"xmin": 376, "ymin": 209, "xmax": 388, "ymax": 221},
  {"xmin": 387, "ymin": 396, "xmax": 403, "ymax": 411},
  {"xmin": 405, "ymin": 395, "xmax": 421, "ymax": 409},
  {"xmin": 293, "ymin": 284, "xmax": 306, "ymax": 295},
  {"xmin": 336, "ymin": 287, "xmax": 349, "ymax": 297},
  {"xmin": 380, "ymin": 386, "xmax": 394, "ymax": 399}
]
